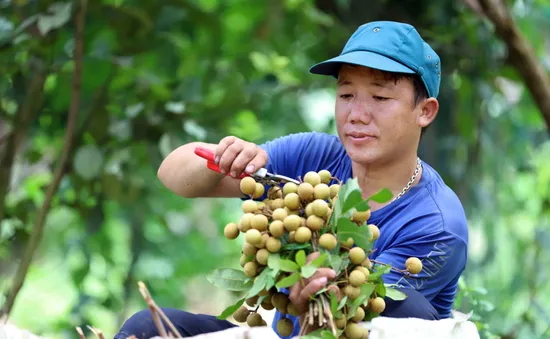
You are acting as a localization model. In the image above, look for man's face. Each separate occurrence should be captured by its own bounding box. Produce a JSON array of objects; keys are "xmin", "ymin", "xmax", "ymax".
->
[{"xmin": 335, "ymin": 65, "xmax": 431, "ymax": 166}]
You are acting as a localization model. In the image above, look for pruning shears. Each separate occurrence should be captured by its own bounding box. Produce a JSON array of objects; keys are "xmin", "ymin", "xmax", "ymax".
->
[{"xmin": 194, "ymin": 146, "xmax": 300, "ymax": 185}]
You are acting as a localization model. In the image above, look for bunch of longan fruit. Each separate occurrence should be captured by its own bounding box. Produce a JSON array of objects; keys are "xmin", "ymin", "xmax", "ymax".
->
[{"xmin": 222, "ymin": 169, "xmax": 423, "ymax": 339}]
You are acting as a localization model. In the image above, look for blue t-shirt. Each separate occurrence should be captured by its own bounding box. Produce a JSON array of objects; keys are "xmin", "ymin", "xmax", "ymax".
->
[{"xmin": 258, "ymin": 132, "xmax": 469, "ymax": 339}]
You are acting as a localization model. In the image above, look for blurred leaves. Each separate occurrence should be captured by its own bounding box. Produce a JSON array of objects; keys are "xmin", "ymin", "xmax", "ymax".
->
[{"xmin": 0, "ymin": 0, "xmax": 549, "ymax": 338}]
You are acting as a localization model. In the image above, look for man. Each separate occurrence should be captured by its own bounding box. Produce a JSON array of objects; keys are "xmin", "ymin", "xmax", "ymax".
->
[{"xmin": 115, "ymin": 21, "xmax": 468, "ymax": 339}]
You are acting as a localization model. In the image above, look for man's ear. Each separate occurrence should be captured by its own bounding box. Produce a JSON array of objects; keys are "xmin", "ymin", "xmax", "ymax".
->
[{"xmin": 417, "ymin": 98, "xmax": 439, "ymax": 128}]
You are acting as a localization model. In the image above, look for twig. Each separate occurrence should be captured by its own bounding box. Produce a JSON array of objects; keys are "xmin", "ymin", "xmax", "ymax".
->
[
  {"xmin": 0, "ymin": 0, "xmax": 87, "ymax": 320},
  {"xmin": 76, "ymin": 327, "xmax": 86, "ymax": 339},
  {"xmin": 86, "ymin": 325, "xmax": 105, "ymax": 339},
  {"xmin": 138, "ymin": 282, "xmax": 168, "ymax": 338},
  {"xmin": 138, "ymin": 281, "xmax": 183, "ymax": 338}
]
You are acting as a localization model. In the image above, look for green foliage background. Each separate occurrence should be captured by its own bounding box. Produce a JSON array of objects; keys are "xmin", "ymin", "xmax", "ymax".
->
[{"xmin": 0, "ymin": 0, "xmax": 549, "ymax": 338}]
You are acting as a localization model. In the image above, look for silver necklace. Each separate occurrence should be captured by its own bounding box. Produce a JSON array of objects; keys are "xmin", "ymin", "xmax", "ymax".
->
[{"xmin": 391, "ymin": 157, "xmax": 422, "ymax": 202}]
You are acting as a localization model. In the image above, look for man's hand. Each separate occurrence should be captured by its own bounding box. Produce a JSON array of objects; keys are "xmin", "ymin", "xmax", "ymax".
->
[
  {"xmin": 215, "ymin": 136, "xmax": 268, "ymax": 178},
  {"xmin": 288, "ymin": 252, "xmax": 338, "ymax": 314}
]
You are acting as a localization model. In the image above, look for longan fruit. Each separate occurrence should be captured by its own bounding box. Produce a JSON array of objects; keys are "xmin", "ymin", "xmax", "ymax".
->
[
  {"xmin": 232, "ymin": 306, "xmax": 250, "ymax": 323},
  {"xmin": 306, "ymin": 215, "xmax": 324, "ymax": 231},
  {"xmin": 304, "ymin": 171, "xmax": 321, "ymax": 186},
  {"xmin": 271, "ymin": 198, "xmax": 285, "ymax": 209},
  {"xmin": 343, "ymin": 285, "xmax": 361, "ymax": 300},
  {"xmin": 245, "ymin": 229, "xmax": 262, "ymax": 245},
  {"xmin": 356, "ymin": 266, "xmax": 370, "ymax": 280},
  {"xmin": 345, "ymin": 322, "xmax": 363, "ymax": 339},
  {"xmin": 251, "ymin": 214, "xmax": 268, "ymax": 231},
  {"xmin": 334, "ymin": 316, "xmax": 347, "ymax": 329},
  {"xmin": 369, "ymin": 297, "xmax": 386, "ymax": 313},
  {"xmin": 349, "ymin": 247, "xmax": 366, "ymax": 265},
  {"xmin": 283, "ymin": 215, "xmax": 301, "ymax": 232},
  {"xmin": 319, "ymin": 233, "xmax": 337, "ymax": 250},
  {"xmin": 246, "ymin": 312, "xmax": 263, "ymax": 327},
  {"xmin": 284, "ymin": 193, "xmax": 301, "ymax": 210},
  {"xmin": 238, "ymin": 213, "xmax": 254, "ymax": 232},
  {"xmin": 283, "ymin": 182, "xmax": 298, "ymax": 195},
  {"xmin": 351, "ymin": 307, "xmax": 365, "ymax": 322},
  {"xmin": 272, "ymin": 208, "xmax": 288, "ymax": 221},
  {"xmin": 314, "ymin": 183, "xmax": 330, "ymax": 200},
  {"xmin": 305, "ymin": 203, "xmax": 313, "ymax": 217},
  {"xmin": 297, "ymin": 182, "xmax": 314, "ymax": 201},
  {"xmin": 342, "ymin": 237, "xmax": 355, "ymax": 248},
  {"xmin": 268, "ymin": 186, "xmax": 282, "ymax": 199},
  {"xmin": 311, "ymin": 199, "xmax": 329, "ymax": 217},
  {"xmin": 352, "ymin": 209, "xmax": 371, "ymax": 223},
  {"xmin": 256, "ymin": 248, "xmax": 269, "ymax": 265},
  {"xmin": 242, "ymin": 200, "xmax": 258, "ymax": 213},
  {"xmin": 349, "ymin": 270, "xmax": 366, "ymax": 287},
  {"xmin": 362, "ymin": 258, "xmax": 373, "ymax": 269},
  {"xmin": 276, "ymin": 318, "xmax": 294, "ymax": 337},
  {"xmin": 286, "ymin": 302, "xmax": 300, "ymax": 316},
  {"xmin": 271, "ymin": 292, "xmax": 290, "ymax": 313},
  {"xmin": 329, "ymin": 184, "xmax": 340, "ymax": 198},
  {"xmin": 261, "ymin": 298, "xmax": 274, "ymax": 310},
  {"xmin": 269, "ymin": 220, "xmax": 285, "ymax": 238},
  {"xmin": 252, "ymin": 183, "xmax": 265, "ymax": 199},
  {"xmin": 255, "ymin": 233, "xmax": 269, "ymax": 249},
  {"xmin": 224, "ymin": 222, "xmax": 239, "ymax": 239},
  {"xmin": 318, "ymin": 170, "xmax": 332, "ymax": 184},
  {"xmin": 245, "ymin": 296, "xmax": 259, "ymax": 307},
  {"xmin": 240, "ymin": 177, "xmax": 257, "ymax": 196},
  {"xmin": 294, "ymin": 226, "xmax": 312, "ymax": 243},
  {"xmin": 406, "ymin": 257, "xmax": 422, "ymax": 274},
  {"xmin": 368, "ymin": 224, "xmax": 380, "ymax": 241},
  {"xmin": 243, "ymin": 261, "xmax": 258, "ymax": 278},
  {"xmin": 242, "ymin": 242, "xmax": 257, "ymax": 256},
  {"xmin": 266, "ymin": 237, "xmax": 282, "ymax": 253}
]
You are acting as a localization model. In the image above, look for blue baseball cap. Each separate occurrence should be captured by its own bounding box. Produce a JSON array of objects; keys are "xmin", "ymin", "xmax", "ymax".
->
[{"xmin": 309, "ymin": 21, "xmax": 441, "ymax": 98}]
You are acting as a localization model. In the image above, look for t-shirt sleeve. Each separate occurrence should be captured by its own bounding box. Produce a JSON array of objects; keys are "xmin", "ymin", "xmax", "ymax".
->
[{"xmin": 372, "ymin": 225, "xmax": 467, "ymax": 302}]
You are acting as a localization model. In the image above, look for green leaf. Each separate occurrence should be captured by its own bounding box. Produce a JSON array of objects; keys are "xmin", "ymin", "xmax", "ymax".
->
[
  {"xmin": 216, "ymin": 298, "xmax": 245, "ymax": 320},
  {"xmin": 385, "ymin": 287, "xmax": 407, "ymax": 301},
  {"xmin": 301, "ymin": 264, "xmax": 317, "ymax": 279},
  {"xmin": 282, "ymin": 243, "xmax": 312, "ymax": 251},
  {"xmin": 206, "ymin": 268, "xmax": 252, "ymax": 291},
  {"xmin": 329, "ymin": 290, "xmax": 338, "ymax": 314},
  {"xmin": 327, "ymin": 254, "xmax": 344, "ymax": 274},
  {"xmin": 347, "ymin": 293, "xmax": 369, "ymax": 320},
  {"xmin": 279, "ymin": 259, "xmax": 300, "ymax": 273},
  {"xmin": 342, "ymin": 189, "xmax": 362, "ymax": 213},
  {"xmin": 337, "ymin": 296, "xmax": 348, "ymax": 311},
  {"xmin": 296, "ymin": 250, "xmax": 306, "ymax": 267},
  {"xmin": 360, "ymin": 283, "xmax": 376, "ymax": 302},
  {"xmin": 354, "ymin": 200, "xmax": 371, "ymax": 212},
  {"xmin": 336, "ymin": 217, "xmax": 372, "ymax": 250},
  {"xmin": 276, "ymin": 272, "xmax": 302, "ymax": 289},
  {"xmin": 268, "ymin": 253, "xmax": 281, "ymax": 276},
  {"xmin": 310, "ymin": 253, "xmax": 327, "ymax": 268},
  {"xmin": 368, "ymin": 264, "xmax": 392, "ymax": 282},
  {"xmin": 368, "ymin": 188, "xmax": 393, "ymax": 203},
  {"xmin": 375, "ymin": 282, "xmax": 386, "ymax": 298},
  {"xmin": 246, "ymin": 268, "xmax": 272, "ymax": 297}
]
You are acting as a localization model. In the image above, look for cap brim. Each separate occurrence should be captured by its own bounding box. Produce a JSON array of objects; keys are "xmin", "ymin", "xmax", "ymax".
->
[{"xmin": 309, "ymin": 50, "xmax": 415, "ymax": 77}]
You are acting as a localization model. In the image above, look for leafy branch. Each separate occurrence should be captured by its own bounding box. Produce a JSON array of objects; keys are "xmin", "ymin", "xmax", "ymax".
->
[{"xmin": 0, "ymin": 0, "xmax": 88, "ymax": 319}]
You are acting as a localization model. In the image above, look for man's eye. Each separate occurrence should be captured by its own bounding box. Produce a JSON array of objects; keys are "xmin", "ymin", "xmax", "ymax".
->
[
  {"xmin": 340, "ymin": 94, "xmax": 353, "ymax": 99},
  {"xmin": 374, "ymin": 96, "xmax": 389, "ymax": 101}
]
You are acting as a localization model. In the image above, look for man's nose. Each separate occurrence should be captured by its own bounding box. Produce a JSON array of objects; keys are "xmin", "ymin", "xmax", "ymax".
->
[{"xmin": 348, "ymin": 101, "xmax": 372, "ymax": 124}]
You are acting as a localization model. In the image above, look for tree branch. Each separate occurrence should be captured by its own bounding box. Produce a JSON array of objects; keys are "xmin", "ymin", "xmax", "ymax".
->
[
  {"xmin": 0, "ymin": 0, "xmax": 88, "ymax": 319},
  {"xmin": 474, "ymin": 0, "xmax": 550, "ymax": 132},
  {"xmin": 0, "ymin": 67, "xmax": 47, "ymax": 224}
]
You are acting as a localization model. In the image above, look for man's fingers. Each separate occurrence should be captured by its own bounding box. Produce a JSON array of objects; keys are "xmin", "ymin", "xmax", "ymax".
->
[
  {"xmin": 230, "ymin": 146, "xmax": 257, "ymax": 177},
  {"xmin": 296, "ymin": 277, "xmax": 329, "ymax": 312},
  {"xmin": 215, "ymin": 136, "xmax": 236, "ymax": 164},
  {"xmin": 305, "ymin": 252, "xmax": 320, "ymax": 263},
  {"xmin": 217, "ymin": 142, "xmax": 243, "ymax": 174},
  {"xmin": 245, "ymin": 150, "xmax": 268, "ymax": 174}
]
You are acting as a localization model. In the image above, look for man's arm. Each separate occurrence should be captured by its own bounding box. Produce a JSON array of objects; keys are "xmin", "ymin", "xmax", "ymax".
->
[{"xmin": 157, "ymin": 137, "xmax": 268, "ymax": 198}]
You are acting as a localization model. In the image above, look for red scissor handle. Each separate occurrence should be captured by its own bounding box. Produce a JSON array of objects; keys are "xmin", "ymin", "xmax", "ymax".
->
[{"xmin": 194, "ymin": 147, "xmax": 249, "ymax": 179}]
